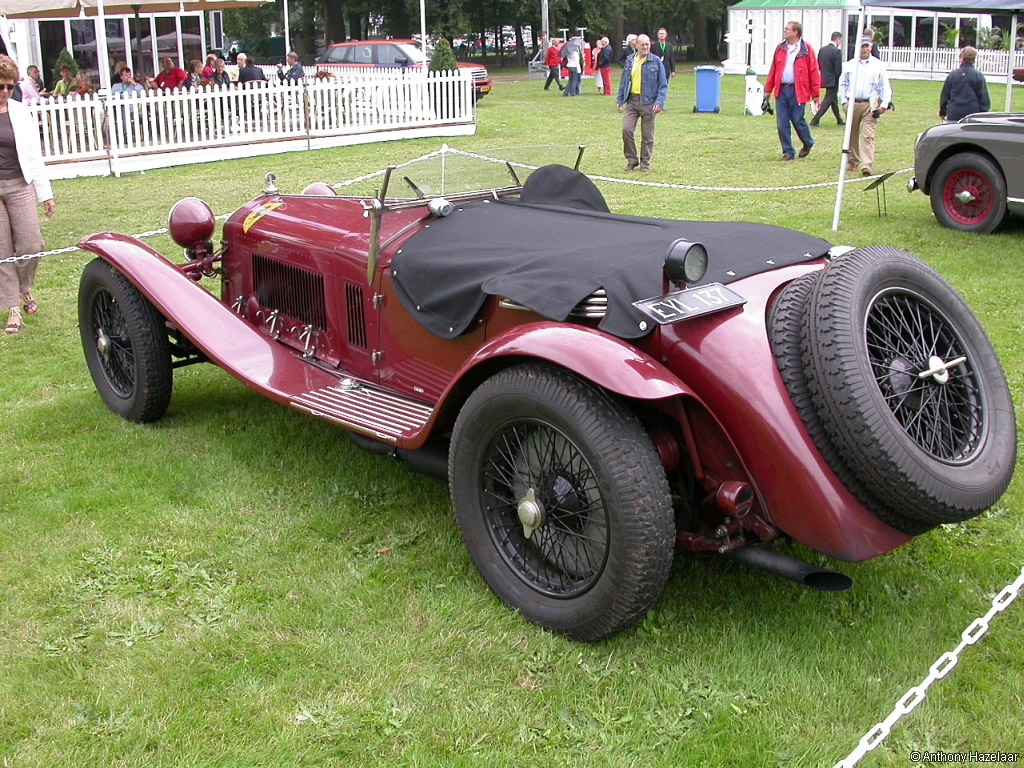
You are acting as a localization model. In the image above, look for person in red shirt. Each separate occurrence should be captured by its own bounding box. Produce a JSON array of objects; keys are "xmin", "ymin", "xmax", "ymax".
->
[
  {"xmin": 544, "ymin": 38, "xmax": 564, "ymax": 91},
  {"xmin": 153, "ymin": 57, "xmax": 188, "ymax": 90},
  {"xmin": 764, "ymin": 21, "xmax": 820, "ymax": 161}
]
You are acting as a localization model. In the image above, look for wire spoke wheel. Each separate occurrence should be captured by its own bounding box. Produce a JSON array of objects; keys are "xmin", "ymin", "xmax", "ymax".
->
[
  {"xmin": 450, "ymin": 364, "xmax": 674, "ymax": 641},
  {"xmin": 866, "ymin": 288, "xmax": 983, "ymax": 464},
  {"xmin": 802, "ymin": 248, "xmax": 1015, "ymax": 524},
  {"xmin": 90, "ymin": 287, "xmax": 137, "ymax": 399},
  {"xmin": 930, "ymin": 152, "xmax": 1007, "ymax": 234},
  {"xmin": 79, "ymin": 259, "xmax": 173, "ymax": 424},
  {"xmin": 941, "ymin": 169, "xmax": 994, "ymax": 227},
  {"xmin": 481, "ymin": 420, "xmax": 609, "ymax": 598}
]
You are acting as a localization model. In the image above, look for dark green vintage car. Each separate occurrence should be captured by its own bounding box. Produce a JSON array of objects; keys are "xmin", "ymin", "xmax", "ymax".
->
[{"xmin": 908, "ymin": 112, "xmax": 1024, "ymax": 234}]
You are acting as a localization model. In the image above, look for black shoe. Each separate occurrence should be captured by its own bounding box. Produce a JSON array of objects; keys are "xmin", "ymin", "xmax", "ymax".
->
[
  {"xmin": 837, "ymin": 120, "xmax": 846, "ymax": 125},
  {"xmin": 809, "ymin": 120, "xmax": 819, "ymax": 127}
]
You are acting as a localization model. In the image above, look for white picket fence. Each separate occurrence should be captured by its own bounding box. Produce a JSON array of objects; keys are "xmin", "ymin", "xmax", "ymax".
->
[
  {"xmin": 29, "ymin": 68, "xmax": 475, "ymax": 178},
  {"xmin": 880, "ymin": 46, "xmax": 1024, "ymax": 78}
]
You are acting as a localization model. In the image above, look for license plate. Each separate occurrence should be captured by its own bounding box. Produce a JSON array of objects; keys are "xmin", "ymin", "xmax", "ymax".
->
[{"xmin": 633, "ymin": 283, "xmax": 746, "ymax": 325}]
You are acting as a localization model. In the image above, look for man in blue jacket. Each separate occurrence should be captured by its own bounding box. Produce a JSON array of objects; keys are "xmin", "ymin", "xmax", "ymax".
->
[{"xmin": 616, "ymin": 34, "xmax": 669, "ymax": 172}]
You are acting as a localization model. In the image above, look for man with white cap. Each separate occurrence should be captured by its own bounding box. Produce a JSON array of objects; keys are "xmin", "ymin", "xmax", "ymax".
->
[{"xmin": 838, "ymin": 36, "xmax": 892, "ymax": 176}]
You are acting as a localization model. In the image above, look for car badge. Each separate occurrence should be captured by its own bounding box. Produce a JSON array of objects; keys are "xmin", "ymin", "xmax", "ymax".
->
[{"xmin": 242, "ymin": 202, "xmax": 284, "ymax": 233}]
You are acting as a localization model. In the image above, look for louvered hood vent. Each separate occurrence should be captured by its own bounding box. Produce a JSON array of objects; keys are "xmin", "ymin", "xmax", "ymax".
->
[{"xmin": 252, "ymin": 253, "xmax": 327, "ymax": 330}]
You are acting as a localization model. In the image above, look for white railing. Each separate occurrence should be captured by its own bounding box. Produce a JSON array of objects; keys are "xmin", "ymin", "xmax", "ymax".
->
[
  {"xmin": 880, "ymin": 46, "xmax": 1024, "ymax": 76},
  {"xmin": 29, "ymin": 68, "xmax": 474, "ymax": 176}
]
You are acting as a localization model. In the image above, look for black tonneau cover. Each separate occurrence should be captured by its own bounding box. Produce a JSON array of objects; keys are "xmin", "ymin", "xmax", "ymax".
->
[{"xmin": 392, "ymin": 194, "xmax": 830, "ymax": 341}]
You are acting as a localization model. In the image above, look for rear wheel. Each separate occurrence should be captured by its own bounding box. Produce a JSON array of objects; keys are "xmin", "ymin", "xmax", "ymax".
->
[
  {"xmin": 449, "ymin": 364, "xmax": 675, "ymax": 641},
  {"xmin": 79, "ymin": 259, "xmax": 172, "ymax": 423},
  {"xmin": 930, "ymin": 152, "xmax": 1007, "ymax": 234}
]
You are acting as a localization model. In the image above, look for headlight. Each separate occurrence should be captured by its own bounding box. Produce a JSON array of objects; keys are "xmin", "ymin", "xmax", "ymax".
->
[{"xmin": 664, "ymin": 239, "xmax": 708, "ymax": 287}]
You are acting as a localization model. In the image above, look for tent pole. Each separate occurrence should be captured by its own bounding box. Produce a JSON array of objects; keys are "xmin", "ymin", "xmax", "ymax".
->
[
  {"xmin": 283, "ymin": 0, "xmax": 290, "ymax": 58},
  {"xmin": 832, "ymin": 7, "xmax": 864, "ymax": 231},
  {"xmin": 132, "ymin": 5, "xmax": 141, "ymax": 78},
  {"xmin": 97, "ymin": 0, "xmax": 111, "ymax": 91},
  {"xmin": 1007, "ymin": 12, "xmax": 1018, "ymax": 112}
]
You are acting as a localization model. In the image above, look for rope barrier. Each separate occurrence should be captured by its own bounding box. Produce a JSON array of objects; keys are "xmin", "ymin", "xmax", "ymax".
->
[{"xmin": 0, "ymin": 145, "xmax": 909, "ymax": 266}]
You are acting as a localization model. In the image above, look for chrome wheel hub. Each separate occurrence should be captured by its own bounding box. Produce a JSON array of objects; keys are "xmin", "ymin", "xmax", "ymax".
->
[
  {"xmin": 954, "ymin": 189, "xmax": 977, "ymax": 204},
  {"xmin": 96, "ymin": 327, "xmax": 111, "ymax": 362},
  {"xmin": 517, "ymin": 487, "xmax": 545, "ymax": 540},
  {"xmin": 919, "ymin": 354, "xmax": 968, "ymax": 385}
]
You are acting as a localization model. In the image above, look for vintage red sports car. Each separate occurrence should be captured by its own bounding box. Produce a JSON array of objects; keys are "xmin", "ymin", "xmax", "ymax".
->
[{"xmin": 77, "ymin": 156, "xmax": 1016, "ymax": 641}]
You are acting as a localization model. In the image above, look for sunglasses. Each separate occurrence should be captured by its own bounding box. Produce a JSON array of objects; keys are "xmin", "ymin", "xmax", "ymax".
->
[{"xmin": 0, "ymin": 84, "xmax": 16, "ymax": 91}]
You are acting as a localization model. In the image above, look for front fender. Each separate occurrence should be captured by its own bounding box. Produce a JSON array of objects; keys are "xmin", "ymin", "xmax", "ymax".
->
[
  {"xmin": 78, "ymin": 233, "xmax": 340, "ymax": 404},
  {"xmin": 455, "ymin": 321, "xmax": 693, "ymax": 401}
]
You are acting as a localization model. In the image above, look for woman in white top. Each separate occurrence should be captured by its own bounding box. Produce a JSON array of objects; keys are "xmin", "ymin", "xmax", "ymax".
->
[{"xmin": 0, "ymin": 55, "xmax": 55, "ymax": 335}]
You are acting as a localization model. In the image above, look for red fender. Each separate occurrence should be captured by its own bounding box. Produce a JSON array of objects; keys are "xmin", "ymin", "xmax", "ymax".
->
[
  {"xmin": 452, "ymin": 321, "xmax": 693, "ymax": 401},
  {"xmin": 78, "ymin": 233, "xmax": 340, "ymax": 405}
]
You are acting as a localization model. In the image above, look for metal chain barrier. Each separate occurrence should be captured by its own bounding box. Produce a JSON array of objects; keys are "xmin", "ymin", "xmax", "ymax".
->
[
  {"xmin": 833, "ymin": 565, "xmax": 1024, "ymax": 768},
  {"xmin": 2, "ymin": 144, "xmax": 1020, "ymax": 767}
]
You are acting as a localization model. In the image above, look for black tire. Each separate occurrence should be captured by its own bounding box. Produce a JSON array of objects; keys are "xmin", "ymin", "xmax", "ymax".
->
[
  {"xmin": 79, "ymin": 258, "xmax": 173, "ymax": 423},
  {"xmin": 802, "ymin": 247, "xmax": 1016, "ymax": 524},
  {"xmin": 768, "ymin": 270, "xmax": 934, "ymax": 535},
  {"xmin": 929, "ymin": 152, "xmax": 1008, "ymax": 234},
  {"xmin": 449, "ymin": 364, "xmax": 675, "ymax": 641}
]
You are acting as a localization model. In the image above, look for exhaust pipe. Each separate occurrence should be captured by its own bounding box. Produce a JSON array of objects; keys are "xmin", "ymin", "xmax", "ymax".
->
[
  {"xmin": 727, "ymin": 547, "xmax": 852, "ymax": 592},
  {"xmin": 347, "ymin": 431, "xmax": 449, "ymax": 480}
]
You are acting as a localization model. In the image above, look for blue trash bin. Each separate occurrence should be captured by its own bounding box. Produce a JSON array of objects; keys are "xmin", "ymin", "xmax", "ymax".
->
[{"xmin": 693, "ymin": 66, "xmax": 723, "ymax": 113}]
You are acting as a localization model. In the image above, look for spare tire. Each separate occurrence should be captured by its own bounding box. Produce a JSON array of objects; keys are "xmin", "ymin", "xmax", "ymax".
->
[
  {"xmin": 802, "ymin": 247, "xmax": 1016, "ymax": 524},
  {"xmin": 768, "ymin": 270, "xmax": 934, "ymax": 535}
]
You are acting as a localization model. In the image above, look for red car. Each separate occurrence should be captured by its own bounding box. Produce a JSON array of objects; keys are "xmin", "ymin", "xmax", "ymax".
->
[
  {"xmin": 317, "ymin": 39, "xmax": 492, "ymax": 100},
  {"xmin": 77, "ymin": 158, "xmax": 1016, "ymax": 641}
]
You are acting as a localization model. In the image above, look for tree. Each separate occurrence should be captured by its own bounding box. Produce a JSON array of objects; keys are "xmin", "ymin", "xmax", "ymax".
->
[
  {"xmin": 429, "ymin": 37, "xmax": 458, "ymax": 70},
  {"xmin": 53, "ymin": 48, "xmax": 78, "ymax": 83}
]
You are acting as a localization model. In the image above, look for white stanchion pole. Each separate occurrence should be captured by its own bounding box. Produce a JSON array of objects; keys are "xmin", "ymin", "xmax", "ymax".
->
[
  {"xmin": 1006, "ymin": 12, "xmax": 1018, "ymax": 113},
  {"xmin": 832, "ymin": 8, "xmax": 865, "ymax": 232}
]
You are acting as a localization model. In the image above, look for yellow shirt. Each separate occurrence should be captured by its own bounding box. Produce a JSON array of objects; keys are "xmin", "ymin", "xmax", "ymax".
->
[{"xmin": 630, "ymin": 55, "xmax": 647, "ymax": 95}]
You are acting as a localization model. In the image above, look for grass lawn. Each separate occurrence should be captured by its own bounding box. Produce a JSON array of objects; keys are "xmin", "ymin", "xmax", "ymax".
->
[{"xmin": 1, "ymin": 71, "xmax": 1022, "ymax": 767}]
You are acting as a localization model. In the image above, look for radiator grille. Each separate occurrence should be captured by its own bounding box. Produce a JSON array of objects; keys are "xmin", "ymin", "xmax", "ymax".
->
[
  {"xmin": 252, "ymin": 253, "xmax": 327, "ymax": 330},
  {"xmin": 345, "ymin": 283, "xmax": 367, "ymax": 348}
]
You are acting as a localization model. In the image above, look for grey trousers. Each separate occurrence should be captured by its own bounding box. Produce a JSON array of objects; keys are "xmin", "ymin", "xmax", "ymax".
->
[
  {"xmin": 622, "ymin": 95, "xmax": 657, "ymax": 169},
  {"xmin": 0, "ymin": 178, "xmax": 44, "ymax": 309}
]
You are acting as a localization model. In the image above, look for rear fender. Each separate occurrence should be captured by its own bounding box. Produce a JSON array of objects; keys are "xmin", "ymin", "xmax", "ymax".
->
[
  {"xmin": 452, "ymin": 322, "xmax": 692, "ymax": 401},
  {"xmin": 432, "ymin": 321, "xmax": 766, "ymax": 514}
]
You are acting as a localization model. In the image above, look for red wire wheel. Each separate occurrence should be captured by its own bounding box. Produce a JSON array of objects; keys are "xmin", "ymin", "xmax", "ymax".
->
[{"xmin": 929, "ymin": 152, "xmax": 1007, "ymax": 234}]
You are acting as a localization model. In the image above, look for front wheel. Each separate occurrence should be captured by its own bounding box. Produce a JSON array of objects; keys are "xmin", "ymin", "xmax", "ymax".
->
[
  {"xmin": 930, "ymin": 152, "xmax": 1007, "ymax": 234},
  {"xmin": 449, "ymin": 364, "xmax": 675, "ymax": 642},
  {"xmin": 79, "ymin": 258, "xmax": 172, "ymax": 423}
]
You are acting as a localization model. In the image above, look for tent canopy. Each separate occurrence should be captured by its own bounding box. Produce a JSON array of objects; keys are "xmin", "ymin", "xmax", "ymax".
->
[
  {"xmin": 0, "ymin": 0, "xmax": 267, "ymax": 18},
  {"xmin": 862, "ymin": 0, "xmax": 1022, "ymax": 9}
]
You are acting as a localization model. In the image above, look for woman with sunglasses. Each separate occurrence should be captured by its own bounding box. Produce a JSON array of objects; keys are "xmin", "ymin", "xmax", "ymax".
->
[{"xmin": 0, "ymin": 55, "xmax": 54, "ymax": 335}]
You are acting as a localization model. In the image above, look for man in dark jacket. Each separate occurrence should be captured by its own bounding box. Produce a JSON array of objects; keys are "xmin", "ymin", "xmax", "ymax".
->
[
  {"xmin": 940, "ymin": 46, "xmax": 990, "ymax": 123},
  {"xmin": 236, "ymin": 53, "xmax": 267, "ymax": 84},
  {"xmin": 653, "ymin": 28, "xmax": 675, "ymax": 77},
  {"xmin": 811, "ymin": 32, "xmax": 844, "ymax": 126},
  {"xmin": 618, "ymin": 34, "xmax": 637, "ymax": 68}
]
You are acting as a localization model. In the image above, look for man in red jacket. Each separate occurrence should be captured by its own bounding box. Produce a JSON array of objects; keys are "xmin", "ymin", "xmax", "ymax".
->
[
  {"xmin": 544, "ymin": 38, "xmax": 564, "ymax": 91},
  {"xmin": 765, "ymin": 21, "xmax": 820, "ymax": 161}
]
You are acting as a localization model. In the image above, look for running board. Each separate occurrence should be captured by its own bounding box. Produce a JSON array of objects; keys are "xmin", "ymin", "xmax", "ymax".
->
[{"xmin": 290, "ymin": 378, "xmax": 434, "ymax": 442}]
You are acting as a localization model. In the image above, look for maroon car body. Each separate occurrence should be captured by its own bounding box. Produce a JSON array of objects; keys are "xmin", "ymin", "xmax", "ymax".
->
[{"xmin": 77, "ymin": 161, "xmax": 1016, "ymax": 641}]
